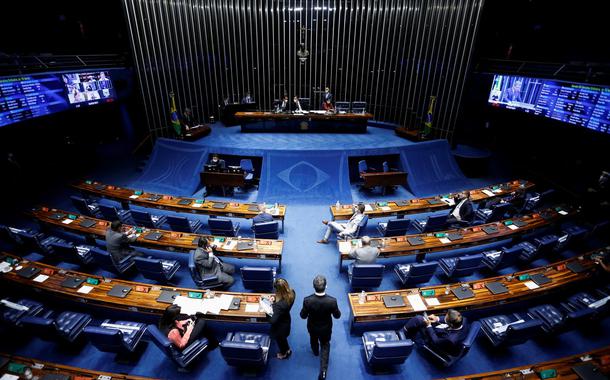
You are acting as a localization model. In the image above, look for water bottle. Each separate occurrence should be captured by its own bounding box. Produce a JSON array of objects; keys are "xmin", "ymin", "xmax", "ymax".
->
[
  {"xmin": 359, "ymin": 290, "xmax": 366, "ymax": 304},
  {"xmin": 275, "ymin": 202, "xmax": 279, "ymax": 209},
  {"xmin": 336, "ymin": 200, "xmax": 341, "ymax": 211}
]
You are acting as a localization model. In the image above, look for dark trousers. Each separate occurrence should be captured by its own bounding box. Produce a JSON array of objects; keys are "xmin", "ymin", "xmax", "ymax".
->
[
  {"xmin": 309, "ymin": 333, "xmax": 331, "ymax": 372},
  {"xmin": 275, "ymin": 334, "xmax": 290, "ymax": 355},
  {"xmin": 186, "ymin": 318, "xmax": 218, "ymax": 348},
  {"xmin": 402, "ymin": 315, "xmax": 427, "ymax": 339}
]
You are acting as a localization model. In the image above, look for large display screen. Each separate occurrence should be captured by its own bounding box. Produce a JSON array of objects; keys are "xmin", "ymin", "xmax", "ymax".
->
[
  {"xmin": 488, "ymin": 74, "xmax": 610, "ymax": 134},
  {"xmin": 0, "ymin": 70, "xmax": 115, "ymax": 128}
]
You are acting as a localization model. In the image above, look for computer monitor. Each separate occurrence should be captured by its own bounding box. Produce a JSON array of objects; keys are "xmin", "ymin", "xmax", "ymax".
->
[
  {"xmin": 298, "ymin": 98, "xmax": 310, "ymax": 111},
  {"xmin": 351, "ymin": 101, "xmax": 367, "ymax": 113},
  {"xmin": 335, "ymin": 101, "xmax": 350, "ymax": 113}
]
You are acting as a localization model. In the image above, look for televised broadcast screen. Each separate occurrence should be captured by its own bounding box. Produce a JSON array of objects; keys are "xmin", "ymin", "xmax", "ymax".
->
[
  {"xmin": 488, "ymin": 74, "xmax": 610, "ymax": 134},
  {"xmin": 62, "ymin": 71, "xmax": 115, "ymax": 107}
]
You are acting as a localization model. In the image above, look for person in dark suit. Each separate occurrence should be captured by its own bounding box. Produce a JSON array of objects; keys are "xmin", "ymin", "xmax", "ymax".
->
[
  {"xmin": 279, "ymin": 95, "xmax": 289, "ymax": 112},
  {"xmin": 252, "ymin": 204, "xmax": 274, "ymax": 226},
  {"xmin": 105, "ymin": 220, "xmax": 141, "ymax": 263},
  {"xmin": 322, "ymin": 87, "xmax": 333, "ymax": 104},
  {"xmin": 501, "ymin": 79, "xmax": 523, "ymax": 103},
  {"xmin": 193, "ymin": 237, "xmax": 235, "ymax": 288},
  {"xmin": 300, "ymin": 275, "xmax": 341, "ymax": 380},
  {"xmin": 446, "ymin": 190, "xmax": 474, "ymax": 225},
  {"xmin": 402, "ymin": 309, "xmax": 469, "ymax": 357},
  {"xmin": 241, "ymin": 92, "xmax": 253, "ymax": 104},
  {"xmin": 208, "ymin": 154, "xmax": 226, "ymax": 170},
  {"xmin": 266, "ymin": 278, "xmax": 296, "ymax": 359}
]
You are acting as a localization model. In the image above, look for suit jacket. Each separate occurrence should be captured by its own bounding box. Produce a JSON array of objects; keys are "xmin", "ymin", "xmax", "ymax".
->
[
  {"xmin": 269, "ymin": 290, "xmax": 295, "ymax": 339},
  {"xmin": 300, "ymin": 294, "xmax": 341, "ymax": 337},
  {"xmin": 423, "ymin": 317, "xmax": 470, "ymax": 357},
  {"xmin": 209, "ymin": 159, "xmax": 225, "ymax": 170},
  {"xmin": 339, "ymin": 212, "xmax": 365, "ymax": 237},
  {"xmin": 449, "ymin": 199, "xmax": 474, "ymax": 222},
  {"xmin": 252, "ymin": 212, "xmax": 274, "ymax": 225},
  {"xmin": 348, "ymin": 245, "xmax": 380, "ymax": 264},
  {"xmin": 194, "ymin": 247, "xmax": 224, "ymax": 278},
  {"xmin": 105, "ymin": 229, "xmax": 136, "ymax": 263}
]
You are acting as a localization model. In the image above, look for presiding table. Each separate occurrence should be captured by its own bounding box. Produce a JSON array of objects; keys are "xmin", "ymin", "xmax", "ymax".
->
[{"xmin": 235, "ymin": 111, "xmax": 374, "ymax": 133}]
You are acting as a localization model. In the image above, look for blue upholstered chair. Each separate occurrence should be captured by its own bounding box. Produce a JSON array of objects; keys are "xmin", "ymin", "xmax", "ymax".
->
[
  {"xmin": 1, "ymin": 298, "xmax": 46, "ymax": 327},
  {"xmin": 420, "ymin": 321, "xmax": 481, "ymax": 367},
  {"xmin": 514, "ymin": 241, "xmax": 539, "ymax": 262},
  {"xmin": 362, "ymin": 330, "xmax": 413, "ymax": 367},
  {"xmin": 481, "ymin": 244, "xmax": 523, "ymax": 271},
  {"xmin": 147, "ymin": 324, "xmax": 208, "ymax": 369},
  {"xmin": 130, "ymin": 209, "xmax": 167, "ymax": 229},
  {"xmin": 14, "ymin": 230, "xmax": 62, "ymax": 255},
  {"xmin": 240, "ymin": 159, "xmax": 255, "ymax": 182},
  {"xmin": 70, "ymin": 195, "xmax": 100, "ymax": 218},
  {"xmin": 522, "ymin": 189, "xmax": 555, "ymax": 212},
  {"xmin": 480, "ymin": 313, "xmax": 543, "ymax": 347},
  {"xmin": 252, "ymin": 221, "xmax": 279, "ymax": 239},
  {"xmin": 348, "ymin": 264, "xmax": 384, "ymax": 289},
  {"xmin": 519, "ymin": 235, "xmax": 557, "ymax": 262},
  {"xmin": 439, "ymin": 254, "xmax": 483, "ymax": 279},
  {"xmin": 560, "ymin": 291, "xmax": 609, "ymax": 322},
  {"xmin": 342, "ymin": 215, "xmax": 369, "ymax": 239},
  {"xmin": 394, "ymin": 262, "xmax": 438, "ymax": 287},
  {"xmin": 20, "ymin": 311, "xmax": 92, "ymax": 343},
  {"xmin": 527, "ymin": 304, "xmax": 566, "ymax": 333},
  {"xmin": 413, "ymin": 214, "xmax": 448, "ymax": 233},
  {"xmin": 377, "ymin": 219, "xmax": 411, "ymax": 237},
  {"xmin": 98, "ymin": 204, "xmax": 132, "ymax": 223},
  {"xmin": 90, "ymin": 247, "xmax": 135, "ymax": 275},
  {"xmin": 220, "ymin": 332, "xmax": 271, "ymax": 368},
  {"xmin": 166, "ymin": 215, "xmax": 202, "ymax": 233},
  {"xmin": 133, "ymin": 256, "xmax": 180, "ymax": 283},
  {"xmin": 240, "ymin": 267, "xmax": 276, "ymax": 290},
  {"xmin": 557, "ymin": 224, "xmax": 588, "ymax": 249},
  {"xmin": 84, "ymin": 320, "xmax": 147, "ymax": 357},
  {"xmin": 358, "ymin": 160, "xmax": 369, "ymax": 174},
  {"xmin": 208, "ymin": 218, "xmax": 240, "ymax": 237},
  {"xmin": 474, "ymin": 202, "xmax": 512, "ymax": 224},
  {"xmin": 188, "ymin": 250, "xmax": 223, "ymax": 289},
  {"xmin": 48, "ymin": 241, "xmax": 94, "ymax": 265}
]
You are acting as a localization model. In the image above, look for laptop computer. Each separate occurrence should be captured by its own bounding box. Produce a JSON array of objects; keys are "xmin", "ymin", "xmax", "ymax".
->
[
  {"xmin": 156, "ymin": 290, "xmax": 181, "ymax": 304},
  {"xmin": 485, "ymin": 282, "xmax": 509, "ymax": 295},
  {"xmin": 49, "ymin": 213, "xmax": 66, "ymax": 221},
  {"xmin": 482, "ymin": 226, "xmax": 499, "ymax": 235},
  {"xmin": 451, "ymin": 287, "xmax": 475, "ymax": 300},
  {"xmin": 79, "ymin": 219, "xmax": 97, "ymax": 228},
  {"xmin": 427, "ymin": 199, "xmax": 443, "ymax": 205},
  {"xmin": 178, "ymin": 199, "xmax": 192, "ymax": 205},
  {"xmin": 407, "ymin": 237, "xmax": 425, "ymax": 246},
  {"xmin": 248, "ymin": 204, "xmax": 260, "ymax": 212},
  {"xmin": 237, "ymin": 242, "xmax": 255, "ymax": 251},
  {"xmin": 571, "ymin": 362, "xmax": 608, "ymax": 380},
  {"xmin": 145, "ymin": 195, "xmax": 162, "ymax": 202},
  {"xmin": 229, "ymin": 297, "xmax": 241, "ymax": 310},
  {"xmin": 394, "ymin": 200, "xmax": 409, "ymax": 207},
  {"xmin": 566, "ymin": 261, "xmax": 586, "ymax": 273},
  {"xmin": 60, "ymin": 277, "xmax": 86, "ymax": 289},
  {"xmin": 513, "ymin": 220, "xmax": 528, "ymax": 227},
  {"xmin": 531, "ymin": 273, "xmax": 551, "ymax": 286},
  {"xmin": 41, "ymin": 374, "xmax": 70, "ymax": 380},
  {"xmin": 144, "ymin": 232, "xmax": 163, "ymax": 241},
  {"xmin": 108, "ymin": 285, "xmax": 133, "ymax": 298},
  {"xmin": 447, "ymin": 233, "xmax": 463, "ymax": 241},
  {"xmin": 213, "ymin": 203, "xmax": 227, "ymax": 209},
  {"xmin": 382, "ymin": 295, "xmax": 406, "ymax": 308},
  {"xmin": 17, "ymin": 267, "xmax": 41, "ymax": 279}
]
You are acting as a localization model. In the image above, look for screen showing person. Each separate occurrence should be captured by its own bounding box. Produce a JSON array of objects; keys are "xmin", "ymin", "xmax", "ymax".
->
[{"xmin": 62, "ymin": 71, "xmax": 115, "ymax": 106}]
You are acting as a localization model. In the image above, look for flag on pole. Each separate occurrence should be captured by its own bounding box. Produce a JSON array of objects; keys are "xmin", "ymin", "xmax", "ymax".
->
[
  {"xmin": 423, "ymin": 95, "xmax": 436, "ymax": 137},
  {"xmin": 169, "ymin": 92, "xmax": 181, "ymax": 136}
]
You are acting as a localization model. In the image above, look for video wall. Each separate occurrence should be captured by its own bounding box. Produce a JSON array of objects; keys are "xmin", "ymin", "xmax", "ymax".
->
[
  {"xmin": 488, "ymin": 74, "xmax": 610, "ymax": 134},
  {"xmin": 0, "ymin": 70, "xmax": 115, "ymax": 128}
]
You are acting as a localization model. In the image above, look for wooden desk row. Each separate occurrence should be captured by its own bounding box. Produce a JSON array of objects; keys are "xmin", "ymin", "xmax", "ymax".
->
[
  {"xmin": 72, "ymin": 179, "xmax": 287, "ymax": 229},
  {"xmin": 348, "ymin": 251, "xmax": 600, "ymax": 326},
  {"xmin": 361, "ymin": 171, "xmax": 408, "ymax": 192},
  {"xmin": 30, "ymin": 207, "xmax": 284, "ymax": 271},
  {"xmin": 439, "ymin": 345, "xmax": 610, "ymax": 380},
  {"xmin": 330, "ymin": 179, "xmax": 535, "ymax": 220},
  {"xmin": 0, "ymin": 253, "xmax": 271, "ymax": 323},
  {"xmin": 0, "ymin": 353, "xmax": 156, "ymax": 380},
  {"xmin": 338, "ymin": 206, "xmax": 575, "ymax": 269}
]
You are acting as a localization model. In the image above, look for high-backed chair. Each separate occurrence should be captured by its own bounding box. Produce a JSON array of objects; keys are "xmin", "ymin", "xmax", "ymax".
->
[
  {"xmin": 14, "ymin": 230, "xmax": 62, "ymax": 255},
  {"xmin": 208, "ymin": 218, "xmax": 240, "ymax": 237},
  {"xmin": 358, "ymin": 160, "xmax": 369, "ymax": 174},
  {"xmin": 130, "ymin": 209, "xmax": 167, "ymax": 229},
  {"xmin": 527, "ymin": 304, "xmax": 566, "ymax": 333},
  {"xmin": 240, "ymin": 267, "xmax": 276, "ymax": 290},
  {"xmin": 48, "ymin": 241, "xmax": 94, "ymax": 265},
  {"xmin": 362, "ymin": 330, "xmax": 413, "ymax": 367},
  {"xmin": 188, "ymin": 250, "xmax": 224, "ymax": 289},
  {"xmin": 220, "ymin": 332, "xmax": 271, "ymax": 368},
  {"xmin": 98, "ymin": 204, "xmax": 132, "ymax": 223},
  {"xmin": 133, "ymin": 256, "xmax": 180, "ymax": 283},
  {"xmin": 342, "ymin": 215, "xmax": 369, "ymax": 239},
  {"xmin": 20, "ymin": 311, "xmax": 92, "ymax": 343},
  {"xmin": 557, "ymin": 224, "xmax": 588, "ymax": 250},
  {"xmin": 394, "ymin": 262, "xmax": 438, "ymax": 287},
  {"xmin": 377, "ymin": 219, "xmax": 411, "ymax": 237},
  {"xmin": 413, "ymin": 214, "xmax": 448, "ymax": 233},
  {"xmin": 147, "ymin": 324, "xmax": 208, "ymax": 369},
  {"xmin": 70, "ymin": 196, "xmax": 100, "ymax": 218},
  {"xmin": 84, "ymin": 320, "xmax": 147, "ymax": 357},
  {"xmin": 420, "ymin": 321, "xmax": 481, "ymax": 367},
  {"xmin": 240, "ymin": 159, "xmax": 255, "ymax": 182},
  {"xmin": 475, "ymin": 202, "xmax": 512, "ymax": 224},
  {"xmin": 1, "ymin": 298, "xmax": 46, "ymax": 327},
  {"xmin": 439, "ymin": 254, "xmax": 483, "ymax": 279},
  {"xmin": 348, "ymin": 264, "xmax": 384, "ymax": 289},
  {"xmin": 166, "ymin": 215, "xmax": 202, "ymax": 233},
  {"xmin": 481, "ymin": 244, "xmax": 523, "ymax": 271},
  {"xmin": 252, "ymin": 221, "xmax": 279, "ymax": 239},
  {"xmin": 560, "ymin": 291, "xmax": 609, "ymax": 321},
  {"xmin": 90, "ymin": 247, "xmax": 135, "ymax": 275},
  {"xmin": 514, "ymin": 241, "xmax": 539, "ymax": 262},
  {"xmin": 480, "ymin": 313, "xmax": 543, "ymax": 347}
]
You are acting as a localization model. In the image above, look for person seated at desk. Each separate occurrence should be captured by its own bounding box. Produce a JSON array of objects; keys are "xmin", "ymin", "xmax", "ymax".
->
[
  {"xmin": 348, "ymin": 235, "xmax": 379, "ymax": 264},
  {"xmin": 482, "ymin": 188, "xmax": 526, "ymax": 213},
  {"xmin": 194, "ymin": 237, "xmax": 235, "ymax": 288},
  {"xmin": 279, "ymin": 95, "xmax": 289, "ymax": 113},
  {"xmin": 241, "ymin": 92, "xmax": 254, "ymax": 104},
  {"xmin": 317, "ymin": 204, "xmax": 366, "ymax": 244},
  {"xmin": 593, "ymin": 249, "xmax": 610, "ymax": 274},
  {"xmin": 293, "ymin": 96, "xmax": 304, "ymax": 113},
  {"xmin": 105, "ymin": 220, "xmax": 143, "ymax": 263},
  {"xmin": 208, "ymin": 154, "xmax": 226, "ymax": 170},
  {"xmin": 252, "ymin": 204, "xmax": 274, "ymax": 226},
  {"xmin": 322, "ymin": 99, "xmax": 335, "ymax": 113},
  {"xmin": 446, "ymin": 191, "xmax": 474, "ymax": 225},
  {"xmin": 402, "ymin": 309, "xmax": 469, "ymax": 357},
  {"xmin": 158, "ymin": 304, "xmax": 218, "ymax": 350}
]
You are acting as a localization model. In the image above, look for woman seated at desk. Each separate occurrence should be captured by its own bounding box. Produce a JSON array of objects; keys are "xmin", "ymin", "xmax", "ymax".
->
[{"xmin": 158, "ymin": 304, "xmax": 218, "ymax": 350}]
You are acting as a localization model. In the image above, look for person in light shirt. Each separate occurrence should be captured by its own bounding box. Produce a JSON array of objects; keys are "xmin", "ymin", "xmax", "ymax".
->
[
  {"xmin": 446, "ymin": 190, "xmax": 474, "ymax": 225},
  {"xmin": 318, "ymin": 203, "xmax": 365, "ymax": 244}
]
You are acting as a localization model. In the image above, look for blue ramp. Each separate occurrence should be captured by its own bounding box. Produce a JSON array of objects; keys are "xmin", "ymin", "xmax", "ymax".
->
[
  {"xmin": 258, "ymin": 150, "xmax": 352, "ymax": 204},
  {"xmin": 400, "ymin": 139, "xmax": 471, "ymax": 196},
  {"xmin": 132, "ymin": 138, "xmax": 208, "ymax": 195}
]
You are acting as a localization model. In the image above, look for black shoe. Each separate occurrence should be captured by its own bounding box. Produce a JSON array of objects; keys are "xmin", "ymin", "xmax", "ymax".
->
[
  {"xmin": 318, "ymin": 370, "xmax": 327, "ymax": 380},
  {"xmin": 312, "ymin": 350, "xmax": 319, "ymax": 357}
]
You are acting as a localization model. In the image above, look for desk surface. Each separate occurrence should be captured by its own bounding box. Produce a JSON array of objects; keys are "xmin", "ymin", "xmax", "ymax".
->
[
  {"xmin": 338, "ymin": 206, "xmax": 574, "ymax": 263},
  {"xmin": 330, "ymin": 179, "xmax": 535, "ymax": 220},
  {"xmin": 73, "ymin": 180, "xmax": 286, "ymax": 220},
  {"xmin": 439, "ymin": 345, "xmax": 610, "ymax": 380},
  {"xmin": 30, "ymin": 207, "xmax": 283, "ymax": 262},
  {"xmin": 349, "ymin": 251, "xmax": 599, "ymax": 323},
  {"xmin": 0, "ymin": 253, "xmax": 271, "ymax": 322},
  {"xmin": 235, "ymin": 111, "xmax": 374, "ymax": 120},
  {"xmin": 0, "ymin": 352, "xmax": 157, "ymax": 379}
]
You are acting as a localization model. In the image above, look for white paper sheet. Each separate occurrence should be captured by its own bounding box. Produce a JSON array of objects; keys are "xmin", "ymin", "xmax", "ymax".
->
[
  {"xmin": 201, "ymin": 298, "xmax": 222, "ymax": 315},
  {"xmin": 77, "ymin": 285, "xmax": 94, "ymax": 294},
  {"xmin": 482, "ymin": 189, "xmax": 495, "ymax": 197},
  {"xmin": 33, "ymin": 274, "xmax": 49, "ymax": 283},
  {"xmin": 424, "ymin": 297, "xmax": 440, "ymax": 306},
  {"xmin": 62, "ymin": 218, "xmax": 74, "ymax": 224},
  {"xmin": 441, "ymin": 198, "xmax": 455, "ymax": 206},
  {"xmin": 245, "ymin": 303, "xmax": 260, "ymax": 313},
  {"xmin": 224, "ymin": 240, "xmax": 237, "ymax": 250},
  {"xmin": 438, "ymin": 237, "xmax": 451, "ymax": 244},
  {"xmin": 406, "ymin": 294, "xmax": 428, "ymax": 311},
  {"xmin": 364, "ymin": 204, "xmax": 373, "ymax": 212},
  {"xmin": 380, "ymin": 206, "xmax": 391, "ymax": 211},
  {"xmin": 558, "ymin": 210, "xmax": 568, "ymax": 215},
  {"xmin": 1, "ymin": 374, "xmax": 20, "ymax": 380},
  {"xmin": 129, "ymin": 195, "xmax": 139, "ymax": 199},
  {"xmin": 173, "ymin": 295, "xmax": 203, "ymax": 315},
  {"xmin": 507, "ymin": 224, "xmax": 519, "ymax": 230},
  {"xmin": 192, "ymin": 203, "xmax": 203, "ymax": 208},
  {"xmin": 218, "ymin": 294, "xmax": 234, "ymax": 310},
  {"xmin": 524, "ymin": 281, "xmax": 539, "ymax": 290}
]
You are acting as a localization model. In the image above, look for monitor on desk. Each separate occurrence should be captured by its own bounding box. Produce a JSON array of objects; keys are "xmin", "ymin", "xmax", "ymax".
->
[
  {"xmin": 227, "ymin": 166, "xmax": 242, "ymax": 174},
  {"xmin": 204, "ymin": 164, "xmax": 218, "ymax": 172},
  {"xmin": 352, "ymin": 101, "xmax": 367, "ymax": 113},
  {"xmin": 336, "ymin": 101, "xmax": 350, "ymax": 113}
]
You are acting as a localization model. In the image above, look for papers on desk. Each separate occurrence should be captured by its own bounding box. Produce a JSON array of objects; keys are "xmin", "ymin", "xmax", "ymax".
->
[
  {"xmin": 441, "ymin": 198, "xmax": 455, "ymax": 206},
  {"xmin": 406, "ymin": 294, "xmax": 427, "ymax": 311},
  {"xmin": 310, "ymin": 110, "xmax": 327, "ymax": 114},
  {"xmin": 507, "ymin": 224, "xmax": 519, "ymax": 230},
  {"xmin": 173, "ymin": 295, "xmax": 226, "ymax": 315},
  {"xmin": 424, "ymin": 297, "xmax": 440, "ymax": 306},
  {"xmin": 523, "ymin": 281, "xmax": 539, "ymax": 290},
  {"xmin": 62, "ymin": 218, "xmax": 74, "ymax": 224},
  {"xmin": 245, "ymin": 303, "xmax": 260, "ymax": 313},
  {"xmin": 482, "ymin": 189, "xmax": 495, "ymax": 197},
  {"xmin": 192, "ymin": 203, "xmax": 203, "ymax": 208},
  {"xmin": 33, "ymin": 274, "xmax": 49, "ymax": 283},
  {"xmin": 338, "ymin": 241, "xmax": 352, "ymax": 253},
  {"xmin": 558, "ymin": 210, "xmax": 568, "ymax": 215},
  {"xmin": 1, "ymin": 374, "xmax": 20, "ymax": 380},
  {"xmin": 218, "ymin": 294, "xmax": 234, "ymax": 310},
  {"xmin": 364, "ymin": 204, "xmax": 374, "ymax": 212},
  {"xmin": 224, "ymin": 240, "xmax": 237, "ymax": 250},
  {"xmin": 129, "ymin": 194, "xmax": 140, "ymax": 199},
  {"xmin": 0, "ymin": 262, "xmax": 12, "ymax": 273},
  {"xmin": 380, "ymin": 206, "xmax": 391, "ymax": 211},
  {"xmin": 174, "ymin": 296, "xmax": 202, "ymax": 315},
  {"xmin": 77, "ymin": 285, "xmax": 94, "ymax": 294},
  {"xmin": 438, "ymin": 237, "xmax": 451, "ymax": 244}
]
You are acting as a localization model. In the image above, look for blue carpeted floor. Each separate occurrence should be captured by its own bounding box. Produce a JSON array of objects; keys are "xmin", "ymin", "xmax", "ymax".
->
[{"xmin": 1, "ymin": 132, "xmax": 610, "ymax": 380}]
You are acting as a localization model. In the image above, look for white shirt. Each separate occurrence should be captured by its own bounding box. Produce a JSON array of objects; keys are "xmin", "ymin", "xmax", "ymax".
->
[{"xmin": 451, "ymin": 198, "xmax": 467, "ymax": 221}]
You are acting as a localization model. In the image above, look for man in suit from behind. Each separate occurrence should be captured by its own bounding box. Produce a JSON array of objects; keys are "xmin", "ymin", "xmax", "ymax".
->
[
  {"xmin": 300, "ymin": 275, "xmax": 341, "ymax": 380},
  {"xmin": 252, "ymin": 204, "xmax": 274, "ymax": 226},
  {"xmin": 105, "ymin": 220, "xmax": 139, "ymax": 263},
  {"xmin": 348, "ymin": 236, "xmax": 379, "ymax": 264},
  {"xmin": 402, "ymin": 309, "xmax": 469, "ymax": 357},
  {"xmin": 446, "ymin": 190, "xmax": 474, "ymax": 225}
]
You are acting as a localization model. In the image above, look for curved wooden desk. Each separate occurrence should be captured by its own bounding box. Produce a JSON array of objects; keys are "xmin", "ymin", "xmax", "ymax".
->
[
  {"xmin": 438, "ymin": 345, "xmax": 610, "ymax": 380},
  {"xmin": 0, "ymin": 253, "xmax": 271, "ymax": 323},
  {"xmin": 338, "ymin": 206, "xmax": 575, "ymax": 270},
  {"xmin": 330, "ymin": 179, "xmax": 535, "ymax": 220},
  {"xmin": 30, "ymin": 207, "xmax": 284, "ymax": 271},
  {"xmin": 348, "ymin": 251, "xmax": 600, "ymax": 327}
]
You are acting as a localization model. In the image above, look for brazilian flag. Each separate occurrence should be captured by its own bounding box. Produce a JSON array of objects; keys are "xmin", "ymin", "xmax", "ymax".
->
[
  {"xmin": 170, "ymin": 92, "xmax": 181, "ymax": 136},
  {"xmin": 423, "ymin": 95, "xmax": 436, "ymax": 137}
]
